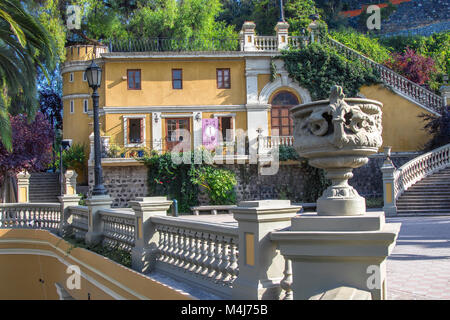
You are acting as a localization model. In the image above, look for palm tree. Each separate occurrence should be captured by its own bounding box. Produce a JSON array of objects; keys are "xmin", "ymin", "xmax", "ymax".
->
[{"xmin": 0, "ymin": 0, "xmax": 55, "ymax": 151}]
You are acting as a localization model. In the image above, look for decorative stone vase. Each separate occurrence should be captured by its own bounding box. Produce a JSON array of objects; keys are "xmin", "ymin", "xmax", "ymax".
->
[{"xmin": 291, "ymin": 85, "xmax": 383, "ymax": 216}]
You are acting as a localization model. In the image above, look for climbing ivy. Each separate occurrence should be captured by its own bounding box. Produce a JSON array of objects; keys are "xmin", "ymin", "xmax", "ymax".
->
[{"xmin": 281, "ymin": 42, "xmax": 381, "ymax": 100}]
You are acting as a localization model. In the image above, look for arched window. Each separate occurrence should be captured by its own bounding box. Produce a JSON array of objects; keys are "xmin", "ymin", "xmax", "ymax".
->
[{"xmin": 270, "ymin": 91, "xmax": 299, "ymax": 136}]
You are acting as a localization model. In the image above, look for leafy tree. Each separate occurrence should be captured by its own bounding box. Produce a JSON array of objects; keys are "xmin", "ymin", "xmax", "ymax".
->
[
  {"xmin": 384, "ymin": 47, "xmax": 436, "ymax": 87},
  {"xmin": 0, "ymin": 113, "xmax": 54, "ymax": 202},
  {"xmin": 0, "ymin": 0, "xmax": 55, "ymax": 150}
]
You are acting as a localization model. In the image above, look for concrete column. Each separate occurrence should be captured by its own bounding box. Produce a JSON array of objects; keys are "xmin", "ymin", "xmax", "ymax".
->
[
  {"xmin": 308, "ymin": 21, "xmax": 319, "ymax": 43},
  {"xmin": 152, "ymin": 112, "xmax": 163, "ymax": 153},
  {"xmin": 17, "ymin": 171, "xmax": 30, "ymax": 203},
  {"xmin": 193, "ymin": 112, "xmax": 203, "ymax": 150},
  {"xmin": 64, "ymin": 170, "xmax": 78, "ymax": 195},
  {"xmin": 129, "ymin": 196, "xmax": 173, "ymax": 273},
  {"xmin": 231, "ymin": 200, "xmax": 300, "ymax": 300},
  {"xmin": 58, "ymin": 194, "xmax": 81, "ymax": 237},
  {"xmin": 85, "ymin": 195, "xmax": 113, "ymax": 245},
  {"xmin": 241, "ymin": 21, "xmax": 256, "ymax": 51},
  {"xmin": 381, "ymin": 147, "xmax": 397, "ymax": 216},
  {"xmin": 275, "ymin": 21, "xmax": 289, "ymax": 50},
  {"xmin": 440, "ymin": 85, "xmax": 450, "ymax": 106},
  {"xmin": 271, "ymin": 212, "xmax": 401, "ymax": 300}
]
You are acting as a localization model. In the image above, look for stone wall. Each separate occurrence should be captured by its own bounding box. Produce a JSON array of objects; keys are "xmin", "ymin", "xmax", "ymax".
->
[
  {"xmin": 88, "ymin": 165, "xmax": 148, "ymax": 208},
  {"xmin": 87, "ymin": 152, "xmax": 418, "ymax": 209}
]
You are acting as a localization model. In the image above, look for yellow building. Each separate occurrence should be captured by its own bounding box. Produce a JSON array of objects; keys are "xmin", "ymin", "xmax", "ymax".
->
[{"xmin": 61, "ymin": 21, "xmax": 444, "ymax": 184}]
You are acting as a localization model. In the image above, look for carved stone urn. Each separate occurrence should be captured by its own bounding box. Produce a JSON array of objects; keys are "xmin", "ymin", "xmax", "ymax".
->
[{"xmin": 291, "ymin": 85, "xmax": 383, "ymax": 216}]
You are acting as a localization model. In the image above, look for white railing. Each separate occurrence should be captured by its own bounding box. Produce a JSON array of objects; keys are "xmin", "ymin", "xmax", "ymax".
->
[
  {"xmin": 327, "ymin": 38, "xmax": 444, "ymax": 113},
  {"xmin": 288, "ymin": 36, "xmax": 307, "ymax": 48},
  {"xmin": 70, "ymin": 206, "xmax": 89, "ymax": 239},
  {"xmin": 0, "ymin": 203, "xmax": 61, "ymax": 231},
  {"xmin": 261, "ymin": 136, "xmax": 294, "ymax": 149},
  {"xmin": 151, "ymin": 215, "xmax": 239, "ymax": 298},
  {"xmin": 98, "ymin": 209, "xmax": 136, "ymax": 252},
  {"xmin": 254, "ymin": 36, "xmax": 278, "ymax": 52},
  {"xmin": 394, "ymin": 143, "xmax": 450, "ymax": 199}
]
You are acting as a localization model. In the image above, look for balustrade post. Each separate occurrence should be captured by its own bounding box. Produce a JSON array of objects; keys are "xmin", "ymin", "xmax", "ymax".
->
[
  {"xmin": 241, "ymin": 21, "xmax": 256, "ymax": 51},
  {"xmin": 275, "ymin": 21, "xmax": 289, "ymax": 50},
  {"xmin": 129, "ymin": 196, "xmax": 173, "ymax": 273},
  {"xmin": 231, "ymin": 200, "xmax": 300, "ymax": 300},
  {"xmin": 17, "ymin": 171, "xmax": 30, "ymax": 203},
  {"xmin": 440, "ymin": 85, "xmax": 450, "ymax": 107},
  {"xmin": 85, "ymin": 195, "xmax": 113, "ymax": 245},
  {"xmin": 381, "ymin": 147, "xmax": 397, "ymax": 216},
  {"xmin": 58, "ymin": 194, "xmax": 82, "ymax": 237}
]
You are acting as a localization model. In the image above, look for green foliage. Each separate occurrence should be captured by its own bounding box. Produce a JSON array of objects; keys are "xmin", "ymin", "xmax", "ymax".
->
[
  {"xmin": 379, "ymin": 32, "xmax": 450, "ymax": 92},
  {"xmin": 53, "ymin": 143, "xmax": 86, "ymax": 170},
  {"xmin": 141, "ymin": 150, "xmax": 237, "ymax": 211},
  {"xmin": 278, "ymin": 145, "xmax": 300, "ymax": 161},
  {"xmin": 300, "ymin": 159, "xmax": 331, "ymax": 203},
  {"xmin": 64, "ymin": 235, "xmax": 132, "ymax": 268},
  {"xmin": 366, "ymin": 197, "xmax": 383, "ymax": 209},
  {"xmin": 0, "ymin": 0, "xmax": 56, "ymax": 150},
  {"xmin": 330, "ymin": 28, "xmax": 391, "ymax": 63},
  {"xmin": 191, "ymin": 166, "xmax": 236, "ymax": 205},
  {"xmin": 281, "ymin": 42, "xmax": 381, "ymax": 100}
]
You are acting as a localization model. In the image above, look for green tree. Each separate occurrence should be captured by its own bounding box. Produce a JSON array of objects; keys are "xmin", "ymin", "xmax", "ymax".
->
[{"xmin": 0, "ymin": 0, "xmax": 55, "ymax": 150}]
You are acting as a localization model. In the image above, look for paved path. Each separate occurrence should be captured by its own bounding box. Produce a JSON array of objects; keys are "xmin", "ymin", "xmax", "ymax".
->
[{"xmin": 386, "ymin": 216, "xmax": 450, "ymax": 300}]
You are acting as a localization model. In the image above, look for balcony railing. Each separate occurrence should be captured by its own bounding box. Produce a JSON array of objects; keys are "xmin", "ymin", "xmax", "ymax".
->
[{"xmin": 107, "ymin": 37, "xmax": 241, "ymax": 53}]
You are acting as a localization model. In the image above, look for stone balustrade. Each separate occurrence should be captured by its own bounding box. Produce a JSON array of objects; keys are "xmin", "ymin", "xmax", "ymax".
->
[
  {"xmin": 69, "ymin": 205, "xmax": 89, "ymax": 239},
  {"xmin": 151, "ymin": 215, "xmax": 239, "ymax": 298},
  {"xmin": 0, "ymin": 203, "xmax": 61, "ymax": 231},
  {"xmin": 382, "ymin": 143, "xmax": 450, "ymax": 215},
  {"xmin": 98, "ymin": 208, "xmax": 136, "ymax": 251},
  {"xmin": 327, "ymin": 38, "xmax": 444, "ymax": 113}
]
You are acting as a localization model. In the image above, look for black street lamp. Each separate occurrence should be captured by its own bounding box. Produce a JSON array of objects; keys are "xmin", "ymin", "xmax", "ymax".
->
[{"xmin": 85, "ymin": 60, "xmax": 108, "ymax": 196}]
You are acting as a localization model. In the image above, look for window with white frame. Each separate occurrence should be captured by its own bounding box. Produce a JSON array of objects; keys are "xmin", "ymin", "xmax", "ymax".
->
[
  {"xmin": 70, "ymin": 100, "xmax": 74, "ymax": 114},
  {"xmin": 69, "ymin": 72, "xmax": 74, "ymax": 82},
  {"xmin": 83, "ymin": 99, "xmax": 88, "ymax": 113},
  {"xmin": 123, "ymin": 115, "xmax": 146, "ymax": 146}
]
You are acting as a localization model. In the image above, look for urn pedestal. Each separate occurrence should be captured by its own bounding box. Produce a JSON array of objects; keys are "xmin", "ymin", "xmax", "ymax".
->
[{"xmin": 270, "ymin": 86, "xmax": 401, "ymax": 300}]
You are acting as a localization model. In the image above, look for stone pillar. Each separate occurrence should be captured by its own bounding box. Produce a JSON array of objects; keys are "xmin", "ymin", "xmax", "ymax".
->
[
  {"xmin": 64, "ymin": 170, "xmax": 78, "ymax": 195},
  {"xmin": 193, "ymin": 112, "xmax": 203, "ymax": 150},
  {"xmin": 271, "ymin": 212, "xmax": 400, "ymax": 300},
  {"xmin": 88, "ymin": 132, "xmax": 95, "ymax": 166},
  {"xmin": 231, "ymin": 200, "xmax": 300, "ymax": 300},
  {"xmin": 58, "ymin": 194, "xmax": 81, "ymax": 237},
  {"xmin": 85, "ymin": 195, "xmax": 113, "ymax": 245},
  {"xmin": 241, "ymin": 21, "xmax": 256, "ymax": 51},
  {"xmin": 17, "ymin": 171, "xmax": 30, "ymax": 203},
  {"xmin": 381, "ymin": 147, "xmax": 397, "ymax": 216},
  {"xmin": 440, "ymin": 85, "xmax": 450, "ymax": 106},
  {"xmin": 275, "ymin": 21, "xmax": 289, "ymax": 50},
  {"xmin": 152, "ymin": 112, "xmax": 163, "ymax": 153},
  {"xmin": 129, "ymin": 196, "xmax": 173, "ymax": 273},
  {"xmin": 308, "ymin": 21, "xmax": 319, "ymax": 43}
]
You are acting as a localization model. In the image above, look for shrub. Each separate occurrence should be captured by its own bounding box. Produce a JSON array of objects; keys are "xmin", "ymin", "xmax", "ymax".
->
[
  {"xmin": 191, "ymin": 166, "xmax": 237, "ymax": 205},
  {"xmin": 420, "ymin": 106, "xmax": 450, "ymax": 151},
  {"xmin": 384, "ymin": 47, "xmax": 436, "ymax": 86},
  {"xmin": 330, "ymin": 29, "xmax": 391, "ymax": 63}
]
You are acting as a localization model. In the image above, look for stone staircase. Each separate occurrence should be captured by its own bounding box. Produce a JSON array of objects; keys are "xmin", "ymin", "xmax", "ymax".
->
[
  {"xmin": 29, "ymin": 172, "xmax": 61, "ymax": 203},
  {"xmin": 396, "ymin": 167, "xmax": 450, "ymax": 215}
]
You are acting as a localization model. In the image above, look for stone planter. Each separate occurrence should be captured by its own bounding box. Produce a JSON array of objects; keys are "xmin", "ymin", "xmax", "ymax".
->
[{"xmin": 291, "ymin": 86, "xmax": 383, "ymax": 216}]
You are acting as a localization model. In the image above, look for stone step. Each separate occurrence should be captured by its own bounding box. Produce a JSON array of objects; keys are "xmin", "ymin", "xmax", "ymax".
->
[{"xmin": 396, "ymin": 209, "xmax": 450, "ymax": 215}]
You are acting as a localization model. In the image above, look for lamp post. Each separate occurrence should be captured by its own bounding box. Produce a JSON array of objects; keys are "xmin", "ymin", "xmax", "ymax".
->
[{"xmin": 85, "ymin": 60, "xmax": 107, "ymax": 196}]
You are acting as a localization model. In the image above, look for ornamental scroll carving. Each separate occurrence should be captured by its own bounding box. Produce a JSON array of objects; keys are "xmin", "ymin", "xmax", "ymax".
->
[{"xmin": 293, "ymin": 86, "xmax": 382, "ymax": 151}]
